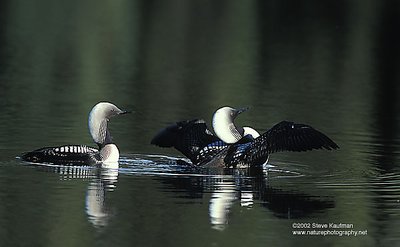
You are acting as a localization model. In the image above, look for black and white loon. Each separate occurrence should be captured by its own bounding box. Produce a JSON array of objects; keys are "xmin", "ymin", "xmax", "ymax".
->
[
  {"xmin": 151, "ymin": 106, "xmax": 339, "ymax": 168},
  {"xmin": 21, "ymin": 102, "xmax": 130, "ymax": 166}
]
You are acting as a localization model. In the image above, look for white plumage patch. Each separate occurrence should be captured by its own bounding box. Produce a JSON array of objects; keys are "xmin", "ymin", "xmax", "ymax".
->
[
  {"xmin": 100, "ymin": 144, "xmax": 119, "ymax": 167},
  {"xmin": 51, "ymin": 145, "xmax": 98, "ymax": 155},
  {"xmin": 243, "ymin": 127, "xmax": 260, "ymax": 138}
]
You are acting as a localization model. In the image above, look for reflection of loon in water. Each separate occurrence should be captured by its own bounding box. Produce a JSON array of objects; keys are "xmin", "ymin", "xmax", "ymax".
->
[
  {"xmin": 31, "ymin": 164, "xmax": 118, "ymax": 228},
  {"xmin": 208, "ymin": 178, "xmax": 237, "ymax": 229},
  {"xmin": 151, "ymin": 106, "xmax": 339, "ymax": 168},
  {"xmin": 157, "ymin": 166, "xmax": 335, "ymax": 230},
  {"xmin": 209, "ymin": 176, "xmax": 335, "ymax": 230},
  {"xmin": 20, "ymin": 102, "xmax": 130, "ymax": 167},
  {"xmin": 85, "ymin": 168, "xmax": 119, "ymax": 227}
]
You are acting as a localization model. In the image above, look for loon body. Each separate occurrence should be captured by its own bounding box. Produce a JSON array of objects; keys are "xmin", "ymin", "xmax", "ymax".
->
[
  {"xmin": 151, "ymin": 106, "xmax": 339, "ymax": 168},
  {"xmin": 21, "ymin": 102, "xmax": 129, "ymax": 166}
]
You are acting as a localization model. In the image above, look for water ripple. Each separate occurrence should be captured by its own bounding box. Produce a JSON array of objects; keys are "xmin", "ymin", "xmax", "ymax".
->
[{"xmin": 119, "ymin": 154, "xmax": 304, "ymax": 179}]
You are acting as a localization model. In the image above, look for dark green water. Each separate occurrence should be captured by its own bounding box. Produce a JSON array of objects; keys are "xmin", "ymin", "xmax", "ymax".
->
[{"xmin": 1, "ymin": 1, "xmax": 400, "ymax": 246}]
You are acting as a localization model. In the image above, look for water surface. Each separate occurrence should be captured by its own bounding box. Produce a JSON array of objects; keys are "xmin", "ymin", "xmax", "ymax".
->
[{"xmin": 1, "ymin": 1, "xmax": 400, "ymax": 247}]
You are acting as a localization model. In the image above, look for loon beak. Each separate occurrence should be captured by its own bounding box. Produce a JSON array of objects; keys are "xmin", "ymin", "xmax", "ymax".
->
[
  {"xmin": 235, "ymin": 107, "xmax": 249, "ymax": 115},
  {"xmin": 119, "ymin": 110, "xmax": 132, "ymax": 115}
]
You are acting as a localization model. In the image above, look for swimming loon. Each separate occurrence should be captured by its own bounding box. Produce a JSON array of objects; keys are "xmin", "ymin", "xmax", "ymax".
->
[
  {"xmin": 151, "ymin": 106, "xmax": 339, "ymax": 168},
  {"xmin": 21, "ymin": 102, "xmax": 130, "ymax": 166}
]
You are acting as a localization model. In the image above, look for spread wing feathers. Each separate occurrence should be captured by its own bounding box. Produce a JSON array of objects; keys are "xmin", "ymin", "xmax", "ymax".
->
[
  {"xmin": 151, "ymin": 119, "xmax": 225, "ymax": 164},
  {"xmin": 21, "ymin": 145, "xmax": 100, "ymax": 165},
  {"xmin": 224, "ymin": 121, "xmax": 339, "ymax": 167},
  {"xmin": 259, "ymin": 121, "xmax": 339, "ymax": 152},
  {"xmin": 240, "ymin": 121, "xmax": 339, "ymax": 163}
]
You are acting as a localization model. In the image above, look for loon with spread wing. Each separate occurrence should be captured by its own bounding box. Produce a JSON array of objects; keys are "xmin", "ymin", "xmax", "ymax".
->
[{"xmin": 151, "ymin": 106, "xmax": 339, "ymax": 168}]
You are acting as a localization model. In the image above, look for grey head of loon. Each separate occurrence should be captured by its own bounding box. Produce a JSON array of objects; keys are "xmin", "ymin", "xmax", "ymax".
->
[
  {"xmin": 88, "ymin": 102, "xmax": 130, "ymax": 163},
  {"xmin": 212, "ymin": 106, "xmax": 260, "ymax": 144}
]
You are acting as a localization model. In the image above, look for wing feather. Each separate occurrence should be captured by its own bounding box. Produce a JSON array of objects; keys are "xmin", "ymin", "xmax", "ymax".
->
[
  {"xmin": 263, "ymin": 121, "xmax": 337, "ymax": 150},
  {"xmin": 151, "ymin": 119, "xmax": 227, "ymax": 164},
  {"xmin": 227, "ymin": 121, "xmax": 339, "ymax": 166}
]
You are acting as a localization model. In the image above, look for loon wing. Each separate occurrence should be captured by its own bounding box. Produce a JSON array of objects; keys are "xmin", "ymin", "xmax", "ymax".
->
[
  {"xmin": 225, "ymin": 121, "xmax": 339, "ymax": 167},
  {"xmin": 151, "ymin": 119, "xmax": 226, "ymax": 164},
  {"xmin": 256, "ymin": 121, "xmax": 339, "ymax": 153},
  {"xmin": 21, "ymin": 145, "xmax": 100, "ymax": 165}
]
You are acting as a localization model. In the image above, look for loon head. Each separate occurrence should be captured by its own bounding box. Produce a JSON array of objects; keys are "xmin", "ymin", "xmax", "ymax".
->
[
  {"xmin": 212, "ymin": 106, "xmax": 249, "ymax": 144},
  {"xmin": 88, "ymin": 102, "xmax": 130, "ymax": 147}
]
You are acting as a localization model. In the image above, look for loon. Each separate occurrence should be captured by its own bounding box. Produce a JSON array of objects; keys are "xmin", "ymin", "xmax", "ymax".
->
[
  {"xmin": 151, "ymin": 106, "xmax": 339, "ymax": 168},
  {"xmin": 21, "ymin": 102, "xmax": 130, "ymax": 166}
]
